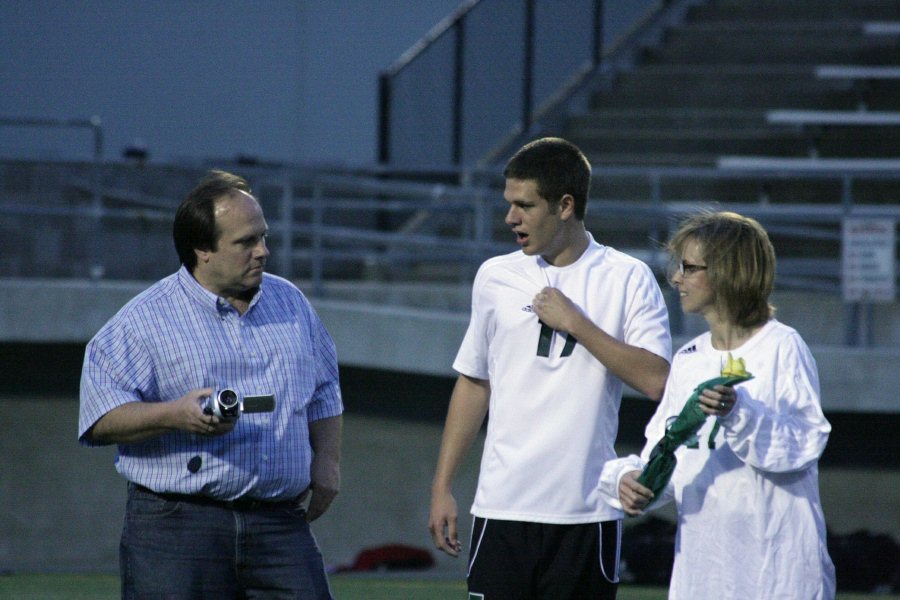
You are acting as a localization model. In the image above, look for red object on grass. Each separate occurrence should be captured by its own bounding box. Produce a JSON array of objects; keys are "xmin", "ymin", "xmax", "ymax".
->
[{"xmin": 335, "ymin": 544, "xmax": 435, "ymax": 572}]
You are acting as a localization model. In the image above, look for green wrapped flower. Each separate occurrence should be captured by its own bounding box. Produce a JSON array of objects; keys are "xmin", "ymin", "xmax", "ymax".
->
[{"xmin": 636, "ymin": 355, "xmax": 753, "ymax": 506}]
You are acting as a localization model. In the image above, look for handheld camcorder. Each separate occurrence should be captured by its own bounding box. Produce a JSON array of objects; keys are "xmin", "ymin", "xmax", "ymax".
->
[{"xmin": 202, "ymin": 388, "xmax": 276, "ymax": 422}]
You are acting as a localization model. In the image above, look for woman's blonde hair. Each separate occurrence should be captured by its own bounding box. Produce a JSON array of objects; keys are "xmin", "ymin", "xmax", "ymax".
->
[{"xmin": 668, "ymin": 211, "xmax": 776, "ymax": 328}]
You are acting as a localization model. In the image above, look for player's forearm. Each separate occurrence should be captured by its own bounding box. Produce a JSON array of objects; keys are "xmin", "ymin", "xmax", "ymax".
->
[
  {"xmin": 432, "ymin": 377, "xmax": 489, "ymax": 492},
  {"xmin": 615, "ymin": 349, "xmax": 669, "ymax": 401},
  {"xmin": 432, "ymin": 432, "xmax": 475, "ymax": 493},
  {"xmin": 568, "ymin": 315, "xmax": 669, "ymax": 401}
]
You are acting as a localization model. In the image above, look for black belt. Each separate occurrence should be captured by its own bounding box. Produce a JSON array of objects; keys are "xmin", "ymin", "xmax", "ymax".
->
[{"xmin": 132, "ymin": 483, "xmax": 301, "ymax": 512}]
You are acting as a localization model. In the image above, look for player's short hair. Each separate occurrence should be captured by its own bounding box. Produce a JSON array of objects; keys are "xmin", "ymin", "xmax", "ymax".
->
[
  {"xmin": 503, "ymin": 137, "xmax": 591, "ymax": 220},
  {"xmin": 173, "ymin": 170, "xmax": 252, "ymax": 271},
  {"xmin": 668, "ymin": 211, "xmax": 776, "ymax": 328}
]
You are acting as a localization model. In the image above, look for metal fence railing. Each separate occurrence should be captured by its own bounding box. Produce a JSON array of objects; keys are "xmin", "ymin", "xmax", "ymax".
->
[
  {"xmin": 377, "ymin": 0, "xmax": 688, "ymax": 169},
  {"xmin": 1, "ymin": 160, "xmax": 897, "ymax": 343}
]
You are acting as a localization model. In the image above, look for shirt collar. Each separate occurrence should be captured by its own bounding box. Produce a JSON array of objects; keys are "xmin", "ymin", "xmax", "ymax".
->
[{"xmin": 176, "ymin": 265, "xmax": 263, "ymax": 317}]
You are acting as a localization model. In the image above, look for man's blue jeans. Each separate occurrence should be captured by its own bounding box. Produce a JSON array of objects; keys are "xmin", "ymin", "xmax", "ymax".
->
[{"xmin": 121, "ymin": 483, "xmax": 333, "ymax": 599}]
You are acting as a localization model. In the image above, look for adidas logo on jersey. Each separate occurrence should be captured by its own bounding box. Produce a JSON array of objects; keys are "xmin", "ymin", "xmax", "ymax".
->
[
  {"xmin": 522, "ymin": 305, "xmax": 534, "ymax": 313},
  {"xmin": 679, "ymin": 344, "xmax": 697, "ymax": 354}
]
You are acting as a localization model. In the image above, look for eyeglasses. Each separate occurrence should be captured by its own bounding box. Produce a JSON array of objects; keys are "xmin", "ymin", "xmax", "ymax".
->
[{"xmin": 677, "ymin": 261, "xmax": 708, "ymax": 276}]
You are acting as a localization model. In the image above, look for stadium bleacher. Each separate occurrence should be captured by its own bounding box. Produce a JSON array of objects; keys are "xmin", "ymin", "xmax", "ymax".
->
[{"xmin": 567, "ymin": 0, "xmax": 900, "ymax": 171}]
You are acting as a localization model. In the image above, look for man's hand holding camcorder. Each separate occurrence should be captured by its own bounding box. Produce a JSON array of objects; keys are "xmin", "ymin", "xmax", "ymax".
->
[
  {"xmin": 88, "ymin": 387, "xmax": 234, "ymax": 444},
  {"xmin": 183, "ymin": 388, "xmax": 235, "ymax": 436}
]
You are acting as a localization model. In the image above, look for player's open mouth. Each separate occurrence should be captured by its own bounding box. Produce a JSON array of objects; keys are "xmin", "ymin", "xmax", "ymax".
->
[{"xmin": 514, "ymin": 231, "xmax": 528, "ymax": 244}]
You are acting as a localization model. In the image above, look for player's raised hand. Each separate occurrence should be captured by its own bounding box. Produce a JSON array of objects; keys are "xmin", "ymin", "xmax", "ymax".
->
[{"xmin": 532, "ymin": 286, "xmax": 585, "ymax": 334}]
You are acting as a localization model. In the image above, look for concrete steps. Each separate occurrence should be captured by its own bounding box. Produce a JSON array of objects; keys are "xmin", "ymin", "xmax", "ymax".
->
[
  {"xmin": 687, "ymin": 0, "xmax": 900, "ymax": 22},
  {"xmin": 573, "ymin": 127, "xmax": 810, "ymax": 156},
  {"xmin": 564, "ymin": 0, "xmax": 900, "ymax": 182},
  {"xmin": 649, "ymin": 26, "xmax": 900, "ymax": 66}
]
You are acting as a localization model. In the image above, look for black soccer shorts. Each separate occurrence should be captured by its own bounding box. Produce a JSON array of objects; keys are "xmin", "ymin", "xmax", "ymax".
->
[{"xmin": 466, "ymin": 517, "xmax": 621, "ymax": 599}]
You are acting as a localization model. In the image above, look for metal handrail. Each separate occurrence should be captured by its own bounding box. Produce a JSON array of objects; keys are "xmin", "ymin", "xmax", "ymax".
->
[
  {"xmin": 378, "ymin": 0, "xmax": 609, "ymax": 166},
  {"xmin": 0, "ymin": 116, "xmax": 103, "ymax": 163},
  {"xmin": 255, "ymin": 169, "xmax": 900, "ymax": 290},
  {"xmin": 1, "ymin": 164, "xmax": 897, "ymax": 278},
  {"xmin": 0, "ymin": 160, "xmax": 896, "ymax": 343},
  {"xmin": 0, "ymin": 115, "xmax": 104, "ymax": 211},
  {"xmin": 376, "ymin": 0, "xmax": 707, "ymax": 168}
]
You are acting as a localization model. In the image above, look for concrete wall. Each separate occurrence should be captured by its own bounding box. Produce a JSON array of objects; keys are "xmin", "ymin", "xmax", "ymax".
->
[
  {"xmin": 1, "ymin": 278, "xmax": 898, "ymax": 412},
  {"xmin": 0, "ymin": 398, "xmax": 482, "ymax": 575},
  {"xmin": 2, "ymin": 398, "xmax": 898, "ymax": 575}
]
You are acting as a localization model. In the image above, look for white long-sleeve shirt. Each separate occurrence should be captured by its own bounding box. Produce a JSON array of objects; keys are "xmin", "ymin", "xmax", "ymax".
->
[{"xmin": 601, "ymin": 320, "xmax": 836, "ymax": 599}]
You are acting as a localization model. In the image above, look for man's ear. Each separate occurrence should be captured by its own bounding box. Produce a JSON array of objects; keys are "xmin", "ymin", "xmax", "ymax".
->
[
  {"xmin": 195, "ymin": 248, "xmax": 210, "ymax": 264},
  {"xmin": 558, "ymin": 194, "xmax": 576, "ymax": 220}
]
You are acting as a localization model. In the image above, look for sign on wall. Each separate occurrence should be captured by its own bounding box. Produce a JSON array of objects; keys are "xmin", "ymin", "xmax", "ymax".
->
[{"xmin": 842, "ymin": 218, "xmax": 896, "ymax": 303}]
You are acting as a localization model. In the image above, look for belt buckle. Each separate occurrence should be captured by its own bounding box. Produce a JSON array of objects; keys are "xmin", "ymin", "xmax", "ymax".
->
[{"xmin": 225, "ymin": 496, "xmax": 262, "ymax": 511}]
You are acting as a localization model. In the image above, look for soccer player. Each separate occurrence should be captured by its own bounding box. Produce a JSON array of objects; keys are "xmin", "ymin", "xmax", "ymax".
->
[{"xmin": 428, "ymin": 137, "xmax": 672, "ymax": 599}]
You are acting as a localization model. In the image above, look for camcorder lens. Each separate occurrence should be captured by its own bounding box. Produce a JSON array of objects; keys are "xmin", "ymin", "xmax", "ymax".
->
[
  {"xmin": 218, "ymin": 389, "xmax": 239, "ymax": 407},
  {"xmin": 211, "ymin": 388, "xmax": 241, "ymax": 419}
]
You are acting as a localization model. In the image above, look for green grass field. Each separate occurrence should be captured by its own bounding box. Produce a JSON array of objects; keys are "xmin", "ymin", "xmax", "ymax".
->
[{"xmin": 0, "ymin": 573, "xmax": 897, "ymax": 600}]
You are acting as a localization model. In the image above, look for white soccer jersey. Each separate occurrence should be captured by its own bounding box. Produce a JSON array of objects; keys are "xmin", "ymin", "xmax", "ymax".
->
[
  {"xmin": 601, "ymin": 320, "xmax": 836, "ymax": 599},
  {"xmin": 454, "ymin": 235, "xmax": 671, "ymax": 524}
]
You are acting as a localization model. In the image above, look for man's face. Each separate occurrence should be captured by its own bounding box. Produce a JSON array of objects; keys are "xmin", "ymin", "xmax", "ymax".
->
[
  {"xmin": 194, "ymin": 191, "xmax": 269, "ymax": 298},
  {"xmin": 503, "ymin": 178, "xmax": 569, "ymax": 263}
]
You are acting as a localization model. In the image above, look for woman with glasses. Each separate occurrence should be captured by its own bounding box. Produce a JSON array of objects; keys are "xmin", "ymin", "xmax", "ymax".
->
[{"xmin": 601, "ymin": 211, "xmax": 835, "ymax": 599}]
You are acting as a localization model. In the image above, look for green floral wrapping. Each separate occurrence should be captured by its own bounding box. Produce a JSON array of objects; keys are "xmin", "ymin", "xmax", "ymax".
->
[{"xmin": 636, "ymin": 373, "xmax": 754, "ymax": 506}]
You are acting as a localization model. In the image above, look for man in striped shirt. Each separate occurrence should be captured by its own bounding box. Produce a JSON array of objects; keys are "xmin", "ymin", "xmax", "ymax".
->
[{"xmin": 79, "ymin": 170, "xmax": 342, "ymax": 599}]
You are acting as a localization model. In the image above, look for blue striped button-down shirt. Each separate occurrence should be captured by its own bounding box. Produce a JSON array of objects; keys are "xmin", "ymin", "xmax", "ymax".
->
[{"xmin": 79, "ymin": 266, "xmax": 343, "ymax": 501}]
